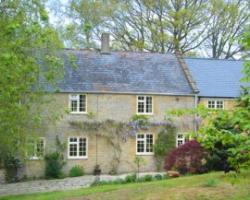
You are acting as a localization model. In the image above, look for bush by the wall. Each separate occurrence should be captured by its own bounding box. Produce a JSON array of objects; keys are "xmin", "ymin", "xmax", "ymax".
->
[
  {"xmin": 164, "ymin": 140, "xmax": 206, "ymax": 174},
  {"xmin": 125, "ymin": 174, "xmax": 137, "ymax": 183},
  {"xmin": 154, "ymin": 126, "xmax": 176, "ymax": 171},
  {"xmin": 3, "ymin": 156, "xmax": 22, "ymax": 182},
  {"xmin": 45, "ymin": 152, "xmax": 65, "ymax": 179},
  {"xmin": 69, "ymin": 165, "xmax": 85, "ymax": 177}
]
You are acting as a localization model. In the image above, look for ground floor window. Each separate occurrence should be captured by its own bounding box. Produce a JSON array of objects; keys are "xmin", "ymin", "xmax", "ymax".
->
[
  {"xmin": 68, "ymin": 137, "xmax": 87, "ymax": 159},
  {"xmin": 136, "ymin": 133, "xmax": 154, "ymax": 155},
  {"xmin": 28, "ymin": 137, "xmax": 45, "ymax": 160},
  {"xmin": 176, "ymin": 134, "xmax": 188, "ymax": 147}
]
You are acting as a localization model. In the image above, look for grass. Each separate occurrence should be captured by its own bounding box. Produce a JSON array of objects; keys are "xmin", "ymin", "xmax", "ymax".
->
[{"xmin": 1, "ymin": 170, "xmax": 250, "ymax": 200}]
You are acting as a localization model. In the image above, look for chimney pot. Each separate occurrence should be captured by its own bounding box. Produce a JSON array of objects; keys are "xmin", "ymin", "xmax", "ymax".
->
[{"xmin": 101, "ymin": 33, "xmax": 110, "ymax": 54}]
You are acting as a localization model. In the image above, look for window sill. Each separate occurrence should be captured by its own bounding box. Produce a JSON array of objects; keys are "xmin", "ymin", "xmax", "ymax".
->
[
  {"xmin": 29, "ymin": 157, "xmax": 44, "ymax": 160},
  {"xmin": 136, "ymin": 113, "xmax": 154, "ymax": 115},
  {"xmin": 68, "ymin": 157, "xmax": 88, "ymax": 160},
  {"xmin": 136, "ymin": 153, "xmax": 154, "ymax": 156},
  {"xmin": 70, "ymin": 112, "xmax": 88, "ymax": 115}
]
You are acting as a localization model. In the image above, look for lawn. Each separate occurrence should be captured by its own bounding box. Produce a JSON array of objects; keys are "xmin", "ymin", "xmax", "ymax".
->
[{"xmin": 1, "ymin": 170, "xmax": 250, "ymax": 200}]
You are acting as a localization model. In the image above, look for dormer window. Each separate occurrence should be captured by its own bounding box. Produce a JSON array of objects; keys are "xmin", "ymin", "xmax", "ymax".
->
[
  {"xmin": 69, "ymin": 94, "xmax": 87, "ymax": 113},
  {"xmin": 137, "ymin": 96, "xmax": 153, "ymax": 114}
]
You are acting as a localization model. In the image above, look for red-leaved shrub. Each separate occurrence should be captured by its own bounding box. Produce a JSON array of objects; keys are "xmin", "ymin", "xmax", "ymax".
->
[{"xmin": 164, "ymin": 140, "xmax": 206, "ymax": 174}]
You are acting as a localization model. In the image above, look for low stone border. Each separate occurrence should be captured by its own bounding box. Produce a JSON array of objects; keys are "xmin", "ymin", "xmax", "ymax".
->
[{"xmin": 0, "ymin": 172, "xmax": 165, "ymax": 197}]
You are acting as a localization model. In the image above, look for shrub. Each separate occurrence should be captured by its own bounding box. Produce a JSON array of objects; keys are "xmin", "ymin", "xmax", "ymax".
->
[
  {"xmin": 164, "ymin": 140, "xmax": 206, "ymax": 174},
  {"xmin": 45, "ymin": 152, "xmax": 65, "ymax": 179},
  {"xmin": 125, "ymin": 174, "xmax": 137, "ymax": 183},
  {"xmin": 154, "ymin": 126, "xmax": 176, "ymax": 171},
  {"xmin": 3, "ymin": 156, "xmax": 22, "ymax": 182},
  {"xmin": 69, "ymin": 165, "xmax": 84, "ymax": 177},
  {"xmin": 140, "ymin": 175, "xmax": 153, "ymax": 182},
  {"xmin": 154, "ymin": 174, "xmax": 163, "ymax": 180}
]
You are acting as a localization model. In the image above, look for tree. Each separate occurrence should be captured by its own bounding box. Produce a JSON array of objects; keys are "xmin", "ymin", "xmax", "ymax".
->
[
  {"xmin": 108, "ymin": 0, "xmax": 208, "ymax": 54},
  {"xmin": 62, "ymin": 0, "xmax": 119, "ymax": 48},
  {"xmin": 203, "ymin": 0, "xmax": 250, "ymax": 59},
  {"xmin": 0, "ymin": 0, "xmax": 64, "ymax": 166}
]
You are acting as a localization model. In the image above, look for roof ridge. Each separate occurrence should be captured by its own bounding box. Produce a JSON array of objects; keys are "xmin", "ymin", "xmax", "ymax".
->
[
  {"xmin": 176, "ymin": 53, "xmax": 199, "ymax": 94},
  {"xmin": 184, "ymin": 57, "xmax": 243, "ymax": 61}
]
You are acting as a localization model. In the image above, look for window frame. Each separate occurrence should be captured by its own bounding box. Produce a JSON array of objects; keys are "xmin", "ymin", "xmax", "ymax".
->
[
  {"xmin": 68, "ymin": 137, "xmax": 88, "ymax": 159},
  {"xmin": 176, "ymin": 133, "xmax": 186, "ymax": 147},
  {"xmin": 69, "ymin": 94, "xmax": 87, "ymax": 114},
  {"xmin": 136, "ymin": 95, "xmax": 153, "ymax": 115},
  {"xmin": 136, "ymin": 133, "xmax": 154, "ymax": 155},
  {"xmin": 207, "ymin": 99, "xmax": 224, "ymax": 110},
  {"xmin": 29, "ymin": 137, "xmax": 45, "ymax": 160}
]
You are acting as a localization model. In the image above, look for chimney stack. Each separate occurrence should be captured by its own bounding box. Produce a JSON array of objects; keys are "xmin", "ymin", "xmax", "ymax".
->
[{"xmin": 101, "ymin": 33, "xmax": 110, "ymax": 54}]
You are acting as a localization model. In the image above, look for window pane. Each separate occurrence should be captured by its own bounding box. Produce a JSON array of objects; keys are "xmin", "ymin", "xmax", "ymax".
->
[
  {"xmin": 79, "ymin": 138, "xmax": 86, "ymax": 156},
  {"xmin": 208, "ymin": 101, "xmax": 215, "ymax": 108},
  {"xmin": 138, "ymin": 96, "xmax": 144, "ymax": 101},
  {"xmin": 146, "ymin": 97, "xmax": 152, "ymax": 113},
  {"xmin": 216, "ymin": 101, "xmax": 223, "ymax": 109},
  {"xmin": 36, "ymin": 139, "xmax": 44, "ymax": 157},
  {"xmin": 137, "ymin": 134, "xmax": 144, "ymax": 139},
  {"xmin": 69, "ymin": 143, "xmax": 77, "ymax": 156},
  {"xmin": 146, "ymin": 134, "xmax": 153, "ymax": 152},
  {"xmin": 71, "ymin": 100, "xmax": 78, "ymax": 112},
  {"xmin": 138, "ymin": 102, "xmax": 144, "ymax": 113},
  {"xmin": 79, "ymin": 95, "xmax": 86, "ymax": 112},
  {"xmin": 70, "ymin": 138, "xmax": 77, "ymax": 142},
  {"xmin": 137, "ymin": 140, "xmax": 144, "ymax": 152}
]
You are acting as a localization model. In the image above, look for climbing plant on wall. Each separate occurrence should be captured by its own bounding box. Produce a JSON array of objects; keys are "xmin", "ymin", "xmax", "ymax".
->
[
  {"xmin": 69, "ymin": 115, "xmax": 175, "ymax": 174},
  {"xmin": 154, "ymin": 125, "xmax": 177, "ymax": 171}
]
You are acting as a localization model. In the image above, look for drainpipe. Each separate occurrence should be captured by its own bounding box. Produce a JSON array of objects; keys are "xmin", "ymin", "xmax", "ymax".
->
[{"xmin": 194, "ymin": 93, "xmax": 199, "ymax": 137}]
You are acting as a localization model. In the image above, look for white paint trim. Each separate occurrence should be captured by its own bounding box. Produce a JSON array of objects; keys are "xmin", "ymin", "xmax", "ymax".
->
[
  {"xmin": 68, "ymin": 137, "xmax": 88, "ymax": 159},
  {"xmin": 135, "ymin": 133, "xmax": 154, "ymax": 156},
  {"xmin": 69, "ymin": 94, "xmax": 88, "ymax": 114},
  {"xmin": 207, "ymin": 99, "xmax": 224, "ymax": 110},
  {"xmin": 136, "ymin": 95, "xmax": 154, "ymax": 115},
  {"xmin": 29, "ymin": 137, "xmax": 46, "ymax": 160}
]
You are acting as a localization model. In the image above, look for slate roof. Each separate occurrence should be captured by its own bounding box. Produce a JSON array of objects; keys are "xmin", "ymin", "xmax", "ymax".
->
[
  {"xmin": 185, "ymin": 58, "xmax": 246, "ymax": 98},
  {"xmin": 57, "ymin": 50, "xmax": 195, "ymax": 95}
]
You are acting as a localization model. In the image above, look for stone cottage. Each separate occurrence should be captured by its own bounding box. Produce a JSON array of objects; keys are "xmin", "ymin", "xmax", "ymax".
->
[{"xmin": 25, "ymin": 34, "xmax": 245, "ymax": 177}]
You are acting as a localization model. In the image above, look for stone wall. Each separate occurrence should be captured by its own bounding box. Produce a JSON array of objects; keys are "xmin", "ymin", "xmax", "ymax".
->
[
  {"xmin": 199, "ymin": 98, "xmax": 237, "ymax": 110},
  {"xmin": 24, "ymin": 93, "xmax": 195, "ymax": 177}
]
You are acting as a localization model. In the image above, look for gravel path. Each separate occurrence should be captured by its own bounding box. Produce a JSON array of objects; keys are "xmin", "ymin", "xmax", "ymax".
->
[{"xmin": 0, "ymin": 172, "xmax": 165, "ymax": 197}]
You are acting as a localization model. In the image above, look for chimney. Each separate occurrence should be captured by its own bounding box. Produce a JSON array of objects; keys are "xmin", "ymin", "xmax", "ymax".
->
[{"xmin": 101, "ymin": 33, "xmax": 110, "ymax": 54}]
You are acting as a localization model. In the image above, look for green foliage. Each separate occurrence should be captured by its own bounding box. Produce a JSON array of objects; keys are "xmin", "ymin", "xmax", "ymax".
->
[
  {"xmin": 45, "ymin": 152, "xmax": 65, "ymax": 179},
  {"xmin": 138, "ymin": 175, "xmax": 153, "ymax": 182},
  {"xmin": 3, "ymin": 156, "xmax": 22, "ymax": 183},
  {"xmin": 0, "ymin": 0, "xmax": 65, "ymax": 164},
  {"xmin": 134, "ymin": 156, "xmax": 146, "ymax": 178},
  {"xmin": 125, "ymin": 174, "xmax": 137, "ymax": 183},
  {"xmin": 131, "ymin": 115, "xmax": 149, "ymax": 127},
  {"xmin": 69, "ymin": 165, "xmax": 85, "ymax": 177},
  {"xmin": 154, "ymin": 126, "xmax": 176, "ymax": 171}
]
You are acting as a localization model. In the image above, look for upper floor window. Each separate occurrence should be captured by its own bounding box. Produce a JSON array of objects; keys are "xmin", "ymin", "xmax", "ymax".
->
[
  {"xmin": 207, "ymin": 100, "xmax": 224, "ymax": 109},
  {"xmin": 69, "ymin": 94, "xmax": 87, "ymax": 113},
  {"xmin": 136, "ymin": 133, "xmax": 154, "ymax": 155},
  {"xmin": 28, "ymin": 137, "xmax": 45, "ymax": 160},
  {"xmin": 137, "ymin": 96, "xmax": 153, "ymax": 114},
  {"xmin": 68, "ymin": 137, "xmax": 87, "ymax": 159}
]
